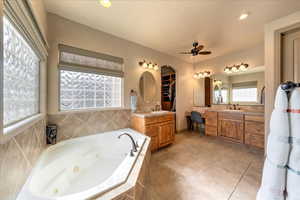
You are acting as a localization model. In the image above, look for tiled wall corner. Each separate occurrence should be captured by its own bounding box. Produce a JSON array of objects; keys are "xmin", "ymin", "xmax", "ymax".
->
[
  {"xmin": 48, "ymin": 109, "xmax": 132, "ymax": 142},
  {"xmin": 0, "ymin": 118, "xmax": 47, "ymax": 200}
]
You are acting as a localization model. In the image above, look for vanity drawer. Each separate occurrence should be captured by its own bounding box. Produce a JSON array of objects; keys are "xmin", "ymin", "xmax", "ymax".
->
[
  {"xmin": 205, "ymin": 111, "xmax": 218, "ymax": 126},
  {"xmin": 218, "ymin": 112, "xmax": 243, "ymax": 121},
  {"xmin": 145, "ymin": 114, "xmax": 174, "ymax": 125},
  {"xmin": 245, "ymin": 121, "xmax": 264, "ymax": 136},
  {"xmin": 245, "ymin": 115, "xmax": 264, "ymax": 123},
  {"xmin": 205, "ymin": 125, "xmax": 218, "ymax": 136},
  {"xmin": 150, "ymin": 135, "xmax": 159, "ymax": 151},
  {"xmin": 145, "ymin": 125, "xmax": 159, "ymax": 136}
]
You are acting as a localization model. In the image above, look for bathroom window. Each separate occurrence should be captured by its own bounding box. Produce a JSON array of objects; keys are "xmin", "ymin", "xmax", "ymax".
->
[
  {"xmin": 232, "ymin": 81, "xmax": 258, "ymax": 102},
  {"xmin": 58, "ymin": 44, "xmax": 124, "ymax": 111},
  {"xmin": 3, "ymin": 17, "xmax": 40, "ymax": 126},
  {"xmin": 60, "ymin": 70, "xmax": 122, "ymax": 110}
]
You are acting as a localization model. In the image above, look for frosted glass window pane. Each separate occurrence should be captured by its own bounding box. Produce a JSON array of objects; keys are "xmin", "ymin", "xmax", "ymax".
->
[
  {"xmin": 232, "ymin": 88, "xmax": 257, "ymax": 102},
  {"xmin": 3, "ymin": 18, "xmax": 40, "ymax": 126},
  {"xmin": 60, "ymin": 70, "xmax": 122, "ymax": 110}
]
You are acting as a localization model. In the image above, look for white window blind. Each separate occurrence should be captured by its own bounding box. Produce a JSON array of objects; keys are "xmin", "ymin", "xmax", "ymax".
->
[
  {"xmin": 3, "ymin": 17, "xmax": 40, "ymax": 126},
  {"xmin": 58, "ymin": 44, "xmax": 124, "ymax": 77},
  {"xmin": 58, "ymin": 45, "xmax": 123, "ymax": 111}
]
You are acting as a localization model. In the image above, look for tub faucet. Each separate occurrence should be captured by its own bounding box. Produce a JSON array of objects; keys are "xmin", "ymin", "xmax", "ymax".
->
[{"xmin": 118, "ymin": 133, "xmax": 138, "ymax": 156}]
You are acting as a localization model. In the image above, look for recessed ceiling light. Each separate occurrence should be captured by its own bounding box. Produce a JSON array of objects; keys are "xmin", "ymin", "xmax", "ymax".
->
[
  {"xmin": 100, "ymin": 0, "xmax": 112, "ymax": 8},
  {"xmin": 239, "ymin": 12, "xmax": 249, "ymax": 20}
]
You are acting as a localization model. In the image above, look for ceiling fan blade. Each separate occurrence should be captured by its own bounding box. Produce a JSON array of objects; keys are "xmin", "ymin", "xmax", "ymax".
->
[
  {"xmin": 198, "ymin": 51, "xmax": 212, "ymax": 55},
  {"xmin": 179, "ymin": 52, "xmax": 192, "ymax": 54},
  {"xmin": 196, "ymin": 45, "xmax": 204, "ymax": 51}
]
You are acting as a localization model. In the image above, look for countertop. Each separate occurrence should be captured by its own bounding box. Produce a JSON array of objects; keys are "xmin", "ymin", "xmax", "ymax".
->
[
  {"xmin": 208, "ymin": 109, "xmax": 264, "ymax": 116},
  {"xmin": 189, "ymin": 108, "xmax": 264, "ymax": 116},
  {"xmin": 132, "ymin": 111, "xmax": 176, "ymax": 118}
]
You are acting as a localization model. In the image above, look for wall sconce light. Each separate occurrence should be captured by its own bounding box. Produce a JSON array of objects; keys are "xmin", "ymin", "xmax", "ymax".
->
[
  {"xmin": 193, "ymin": 71, "xmax": 211, "ymax": 79},
  {"xmin": 213, "ymin": 79, "xmax": 222, "ymax": 86},
  {"xmin": 139, "ymin": 60, "xmax": 159, "ymax": 71},
  {"xmin": 224, "ymin": 63, "xmax": 249, "ymax": 74}
]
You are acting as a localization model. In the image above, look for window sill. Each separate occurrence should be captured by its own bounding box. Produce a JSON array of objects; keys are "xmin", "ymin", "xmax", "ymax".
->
[
  {"xmin": 50, "ymin": 107, "xmax": 130, "ymax": 115},
  {"xmin": 3, "ymin": 113, "xmax": 45, "ymax": 137}
]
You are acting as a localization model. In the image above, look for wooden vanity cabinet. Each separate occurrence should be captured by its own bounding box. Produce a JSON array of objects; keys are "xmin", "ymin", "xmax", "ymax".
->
[
  {"xmin": 244, "ymin": 115, "xmax": 265, "ymax": 148},
  {"xmin": 204, "ymin": 111, "xmax": 218, "ymax": 136},
  {"xmin": 131, "ymin": 114, "xmax": 175, "ymax": 151},
  {"xmin": 218, "ymin": 112, "xmax": 244, "ymax": 143}
]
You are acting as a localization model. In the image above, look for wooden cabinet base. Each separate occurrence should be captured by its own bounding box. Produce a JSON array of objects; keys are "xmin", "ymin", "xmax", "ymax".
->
[
  {"xmin": 205, "ymin": 111, "xmax": 265, "ymax": 149},
  {"xmin": 131, "ymin": 113, "xmax": 175, "ymax": 152}
]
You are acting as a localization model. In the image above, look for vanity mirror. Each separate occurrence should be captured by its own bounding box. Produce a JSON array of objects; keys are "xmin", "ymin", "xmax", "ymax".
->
[
  {"xmin": 139, "ymin": 71, "xmax": 157, "ymax": 103},
  {"xmin": 194, "ymin": 66, "xmax": 265, "ymax": 106}
]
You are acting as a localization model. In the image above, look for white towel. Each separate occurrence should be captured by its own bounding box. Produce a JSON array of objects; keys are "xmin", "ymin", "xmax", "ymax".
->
[
  {"xmin": 286, "ymin": 88, "xmax": 300, "ymax": 200},
  {"xmin": 257, "ymin": 86, "xmax": 290, "ymax": 200}
]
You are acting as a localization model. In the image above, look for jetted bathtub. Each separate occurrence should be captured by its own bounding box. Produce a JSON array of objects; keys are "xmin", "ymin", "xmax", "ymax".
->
[{"xmin": 17, "ymin": 128, "xmax": 147, "ymax": 200}]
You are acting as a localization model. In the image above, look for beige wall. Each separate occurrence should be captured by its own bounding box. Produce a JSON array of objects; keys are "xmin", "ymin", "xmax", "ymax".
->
[
  {"xmin": 47, "ymin": 13, "xmax": 194, "ymax": 131},
  {"xmin": 193, "ymin": 44, "xmax": 264, "ymax": 106},
  {"xmin": 195, "ymin": 44, "xmax": 264, "ymax": 74},
  {"xmin": 27, "ymin": 0, "xmax": 48, "ymax": 42}
]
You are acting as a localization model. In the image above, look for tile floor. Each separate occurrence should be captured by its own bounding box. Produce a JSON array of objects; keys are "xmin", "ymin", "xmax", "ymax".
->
[{"xmin": 146, "ymin": 131, "xmax": 264, "ymax": 200}]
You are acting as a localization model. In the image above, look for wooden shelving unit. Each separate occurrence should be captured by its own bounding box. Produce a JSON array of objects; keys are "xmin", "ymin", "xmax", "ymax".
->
[{"xmin": 161, "ymin": 73, "xmax": 176, "ymax": 111}]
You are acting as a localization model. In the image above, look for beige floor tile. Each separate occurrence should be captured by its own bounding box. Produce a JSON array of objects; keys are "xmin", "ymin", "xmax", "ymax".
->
[{"xmin": 146, "ymin": 131, "xmax": 264, "ymax": 200}]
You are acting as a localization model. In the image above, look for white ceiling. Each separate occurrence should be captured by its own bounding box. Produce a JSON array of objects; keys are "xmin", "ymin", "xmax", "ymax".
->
[{"xmin": 44, "ymin": 0, "xmax": 300, "ymax": 63}]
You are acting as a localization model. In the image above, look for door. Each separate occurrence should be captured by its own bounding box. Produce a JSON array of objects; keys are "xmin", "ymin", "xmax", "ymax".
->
[
  {"xmin": 158, "ymin": 122, "xmax": 174, "ymax": 147},
  {"xmin": 219, "ymin": 119, "xmax": 244, "ymax": 143},
  {"xmin": 145, "ymin": 125, "xmax": 159, "ymax": 151},
  {"xmin": 282, "ymin": 29, "xmax": 300, "ymax": 82}
]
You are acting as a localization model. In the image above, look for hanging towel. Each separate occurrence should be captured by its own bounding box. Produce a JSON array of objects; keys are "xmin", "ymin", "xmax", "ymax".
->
[
  {"xmin": 286, "ymin": 88, "xmax": 300, "ymax": 200},
  {"xmin": 257, "ymin": 86, "xmax": 290, "ymax": 200}
]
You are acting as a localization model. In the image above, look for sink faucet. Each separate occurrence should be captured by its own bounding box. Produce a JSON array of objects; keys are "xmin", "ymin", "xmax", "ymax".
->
[{"xmin": 118, "ymin": 133, "xmax": 139, "ymax": 156}]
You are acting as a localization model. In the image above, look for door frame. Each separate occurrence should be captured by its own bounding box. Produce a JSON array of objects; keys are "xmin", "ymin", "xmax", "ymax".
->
[{"xmin": 265, "ymin": 11, "xmax": 300, "ymax": 149}]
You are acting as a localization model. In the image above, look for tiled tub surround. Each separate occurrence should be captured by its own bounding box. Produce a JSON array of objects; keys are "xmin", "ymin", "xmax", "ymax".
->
[
  {"xmin": 0, "ymin": 119, "xmax": 47, "ymax": 200},
  {"xmin": 18, "ymin": 129, "xmax": 151, "ymax": 200},
  {"xmin": 47, "ymin": 109, "xmax": 132, "ymax": 141}
]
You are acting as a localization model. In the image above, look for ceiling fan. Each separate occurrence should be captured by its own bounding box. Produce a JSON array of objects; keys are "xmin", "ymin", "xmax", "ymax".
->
[{"xmin": 179, "ymin": 42, "xmax": 212, "ymax": 56}]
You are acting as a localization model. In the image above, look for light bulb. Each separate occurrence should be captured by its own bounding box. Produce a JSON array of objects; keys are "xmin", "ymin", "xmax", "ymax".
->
[
  {"xmin": 239, "ymin": 12, "xmax": 249, "ymax": 20},
  {"xmin": 100, "ymin": 0, "xmax": 112, "ymax": 8},
  {"xmin": 240, "ymin": 64, "xmax": 248, "ymax": 71},
  {"xmin": 193, "ymin": 74, "xmax": 199, "ymax": 79},
  {"xmin": 142, "ymin": 62, "xmax": 148, "ymax": 68},
  {"xmin": 148, "ymin": 63, "xmax": 153, "ymax": 69},
  {"xmin": 198, "ymin": 73, "xmax": 204, "ymax": 78},
  {"xmin": 224, "ymin": 67, "xmax": 230, "ymax": 73},
  {"xmin": 154, "ymin": 64, "xmax": 159, "ymax": 71},
  {"xmin": 232, "ymin": 66, "xmax": 238, "ymax": 72},
  {"xmin": 204, "ymin": 71, "xmax": 210, "ymax": 77}
]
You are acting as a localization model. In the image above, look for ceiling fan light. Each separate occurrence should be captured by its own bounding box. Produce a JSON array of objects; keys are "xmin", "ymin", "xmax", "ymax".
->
[
  {"xmin": 154, "ymin": 64, "xmax": 159, "ymax": 71},
  {"xmin": 193, "ymin": 73, "xmax": 199, "ymax": 79}
]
